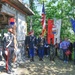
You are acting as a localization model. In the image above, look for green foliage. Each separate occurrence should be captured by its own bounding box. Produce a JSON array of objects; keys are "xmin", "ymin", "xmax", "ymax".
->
[
  {"xmin": 37, "ymin": 0, "xmax": 47, "ymax": 3},
  {"xmin": 27, "ymin": 0, "xmax": 75, "ymax": 41},
  {"xmin": 45, "ymin": 0, "xmax": 75, "ymax": 42},
  {"xmin": 27, "ymin": 2, "xmax": 42, "ymax": 36}
]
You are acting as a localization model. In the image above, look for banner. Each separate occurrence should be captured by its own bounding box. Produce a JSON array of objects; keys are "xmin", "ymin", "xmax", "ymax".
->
[
  {"xmin": 54, "ymin": 19, "xmax": 61, "ymax": 44},
  {"xmin": 47, "ymin": 19, "xmax": 54, "ymax": 44}
]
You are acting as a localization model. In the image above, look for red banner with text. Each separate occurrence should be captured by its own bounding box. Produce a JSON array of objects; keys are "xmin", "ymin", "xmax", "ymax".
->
[{"xmin": 47, "ymin": 19, "xmax": 54, "ymax": 44}]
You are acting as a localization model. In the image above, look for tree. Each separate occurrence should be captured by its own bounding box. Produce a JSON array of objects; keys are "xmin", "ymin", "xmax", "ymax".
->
[
  {"xmin": 27, "ymin": 0, "xmax": 42, "ymax": 36},
  {"xmin": 27, "ymin": 0, "xmax": 75, "ymax": 41},
  {"xmin": 45, "ymin": 0, "xmax": 75, "ymax": 41}
]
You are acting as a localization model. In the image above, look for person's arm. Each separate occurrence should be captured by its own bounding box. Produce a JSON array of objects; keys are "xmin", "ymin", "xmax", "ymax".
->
[{"xmin": 14, "ymin": 35, "xmax": 18, "ymax": 50}]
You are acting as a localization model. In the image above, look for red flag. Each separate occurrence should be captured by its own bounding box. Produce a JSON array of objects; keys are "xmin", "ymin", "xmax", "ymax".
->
[
  {"xmin": 41, "ymin": 2, "xmax": 46, "ymax": 36},
  {"xmin": 47, "ymin": 19, "xmax": 54, "ymax": 44}
]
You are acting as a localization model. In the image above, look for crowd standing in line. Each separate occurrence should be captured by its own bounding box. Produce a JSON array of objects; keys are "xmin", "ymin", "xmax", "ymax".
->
[
  {"xmin": 0, "ymin": 29, "xmax": 75, "ymax": 74},
  {"xmin": 25, "ymin": 30, "xmax": 74, "ymax": 64}
]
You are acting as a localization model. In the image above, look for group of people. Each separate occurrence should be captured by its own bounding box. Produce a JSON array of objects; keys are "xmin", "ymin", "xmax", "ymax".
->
[
  {"xmin": 0, "ymin": 27, "xmax": 75, "ymax": 74},
  {"xmin": 25, "ymin": 30, "xmax": 75, "ymax": 64},
  {"xmin": 25, "ymin": 30, "xmax": 56, "ymax": 61}
]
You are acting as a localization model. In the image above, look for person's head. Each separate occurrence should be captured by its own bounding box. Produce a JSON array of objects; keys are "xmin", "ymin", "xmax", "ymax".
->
[
  {"xmin": 30, "ymin": 30, "xmax": 34, "ymax": 36},
  {"xmin": 64, "ymin": 37, "xmax": 68, "ymax": 41},
  {"xmin": 39, "ymin": 33, "xmax": 42, "ymax": 37},
  {"xmin": 7, "ymin": 25, "xmax": 13, "ymax": 33}
]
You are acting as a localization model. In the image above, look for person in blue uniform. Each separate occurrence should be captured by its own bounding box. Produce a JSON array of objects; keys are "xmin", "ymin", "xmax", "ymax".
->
[
  {"xmin": 38, "ymin": 33, "xmax": 45, "ymax": 61},
  {"xmin": 27, "ymin": 30, "xmax": 36, "ymax": 61}
]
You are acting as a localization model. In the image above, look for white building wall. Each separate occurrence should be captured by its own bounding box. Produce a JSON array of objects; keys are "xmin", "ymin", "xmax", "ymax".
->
[
  {"xmin": 1, "ymin": 3, "xmax": 27, "ymax": 60},
  {"xmin": 1, "ymin": 3, "xmax": 27, "ymax": 41},
  {"xmin": 17, "ymin": 13, "xmax": 27, "ymax": 41}
]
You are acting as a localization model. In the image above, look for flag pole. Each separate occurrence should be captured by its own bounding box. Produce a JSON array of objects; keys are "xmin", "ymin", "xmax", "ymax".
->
[{"xmin": 41, "ymin": 1, "xmax": 46, "ymax": 37}]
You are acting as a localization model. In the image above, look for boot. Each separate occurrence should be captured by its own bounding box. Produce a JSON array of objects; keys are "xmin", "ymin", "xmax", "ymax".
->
[
  {"xmin": 39, "ymin": 58, "xmax": 41, "ymax": 61},
  {"xmin": 30, "ymin": 58, "xmax": 32, "ymax": 62},
  {"xmin": 39, "ymin": 58, "xmax": 43, "ymax": 61},
  {"xmin": 32, "ymin": 57, "xmax": 34, "ymax": 61},
  {"xmin": 41, "ymin": 58, "xmax": 43, "ymax": 61}
]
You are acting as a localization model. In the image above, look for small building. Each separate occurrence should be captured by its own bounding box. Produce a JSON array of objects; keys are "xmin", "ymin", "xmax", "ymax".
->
[{"xmin": 0, "ymin": 0, "xmax": 34, "ymax": 60}]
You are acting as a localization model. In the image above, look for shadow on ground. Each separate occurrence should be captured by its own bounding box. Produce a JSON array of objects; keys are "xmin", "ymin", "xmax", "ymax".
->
[{"xmin": 17, "ymin": 56, "xmax": 75, "ymax": 75}]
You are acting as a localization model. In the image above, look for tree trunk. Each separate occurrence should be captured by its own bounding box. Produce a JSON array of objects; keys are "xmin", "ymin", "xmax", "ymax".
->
[
  {"xmin": 29, "ymin": 0, "xmax": 34, "ymax": 31},
  {"xmin": 30, "ymin": 16, "xmax": 32, "ymax": 31}
]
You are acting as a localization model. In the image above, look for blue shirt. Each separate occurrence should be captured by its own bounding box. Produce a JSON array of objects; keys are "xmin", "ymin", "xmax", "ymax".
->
[{"xmin": 61, "ymin": 41, "xmax": 69, "ymax": 49}]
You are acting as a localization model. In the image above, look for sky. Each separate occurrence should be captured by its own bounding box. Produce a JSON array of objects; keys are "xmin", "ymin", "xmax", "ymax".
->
[
  {"xmin": 23, "ymin": 0, "xmax": 29, "ymax": 4},
  {"xmin": 23, "ymin": 0, "xmax": 41, "ymax": 15},
  {"xmin": 23, "ymin": 0, "xmax": 50, "ymax": 15}
]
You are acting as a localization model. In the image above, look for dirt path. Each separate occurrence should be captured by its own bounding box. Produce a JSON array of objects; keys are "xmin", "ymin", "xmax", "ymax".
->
[{"xmin": 0, "ymin": 56, "xmax": 75, "ymax": 75}]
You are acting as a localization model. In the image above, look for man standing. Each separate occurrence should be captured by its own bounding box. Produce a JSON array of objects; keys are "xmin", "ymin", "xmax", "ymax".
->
[
  {"xmin": 38, "ymin": 33, "xmax": 45, "ymax": 61},
  {"xmin": 5, "ymin": 25, "xmax": 15, "ymax": 74},
  {"xmin": 49, "ymin": 38, "xmax": 55, "ymax": 61},
  {"xmin": 61, "ymin": 38, "xmax": 69, "ymax": 63},
  {"xmin": 27, "ymin": 30, "xmax": 36, "ymax": 61},
  {"xmin": 68, "ymin": 41, "xmax": 73, "ymax": 61}
]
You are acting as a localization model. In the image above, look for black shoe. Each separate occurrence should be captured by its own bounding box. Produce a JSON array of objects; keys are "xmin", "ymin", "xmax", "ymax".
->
[
  {"xmin": 39, "ymin": 58, "xmax": 41, "ymax": 61},
  {"xmin": 7, "ymin": 70, "xmax": 11, "ymax": 74},
  {"xmin": 41, "ymin": 59, "xmax": 43, "ymax": 61},
  {"xmin": 32, "ymin": 59, "xmax": 34, "ymax": 61},
  {"xmin": 30, "ymin": 59, "xmax": 32, "ymax": 62},
  {"xmin": 30, "ymin": 58, "xmax": 34, "ymax": 62},
  {"xmin": 39, "ymin": 58, "xmax": 43, "ymax": 61}
]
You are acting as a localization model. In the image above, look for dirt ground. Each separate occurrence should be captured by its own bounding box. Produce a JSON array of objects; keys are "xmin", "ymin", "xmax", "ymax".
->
[{"xmin": 0, "ymin": 56, "xmax": 75, "ymax": 75}]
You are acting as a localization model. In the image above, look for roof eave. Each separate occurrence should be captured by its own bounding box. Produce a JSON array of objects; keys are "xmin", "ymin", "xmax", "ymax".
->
[{"xmin": 1, "ymin": 0, "xmax": 35, "ymax": 15}]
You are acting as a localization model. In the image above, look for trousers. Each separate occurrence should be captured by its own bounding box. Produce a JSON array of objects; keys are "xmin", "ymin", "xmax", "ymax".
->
[
  {"xmin": 7, "ymin": 47, "xmax": 14, "ymax": 71},
  {"xmin": 29, "ymin": 48, "xmax": 34, "ymax": 58},
  {"xmin": 38, "ymin": 47, "xmax": 44, "ymax": 58}
]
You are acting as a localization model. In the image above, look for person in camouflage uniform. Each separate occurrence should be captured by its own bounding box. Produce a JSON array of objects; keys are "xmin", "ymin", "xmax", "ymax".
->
[{"xmin": 49, "ymin": 38, "xmax": 55, "ymax": 61}]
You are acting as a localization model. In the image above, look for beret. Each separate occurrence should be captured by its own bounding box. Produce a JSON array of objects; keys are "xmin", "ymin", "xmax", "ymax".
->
[{"xmin": 28, "ymin": 30, "xmax": 34, "ymax": 35}]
